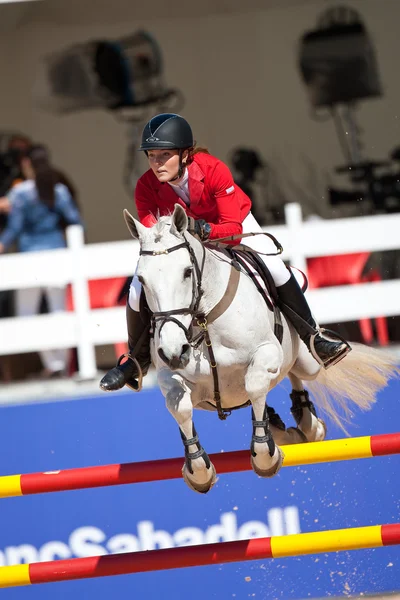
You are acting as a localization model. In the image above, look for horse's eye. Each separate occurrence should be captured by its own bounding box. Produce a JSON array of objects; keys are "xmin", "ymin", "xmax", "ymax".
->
[
  {"xmin": 183, "ymin": 267, "xmax": 193, "ymax": 280},
  {"xmin": 137, "ymin": 275, "xmax": 145, "ymax": 286}
]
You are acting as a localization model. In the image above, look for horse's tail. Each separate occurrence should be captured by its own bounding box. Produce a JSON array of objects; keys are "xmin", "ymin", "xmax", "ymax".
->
[{"xmin": 307, "ymin": 342, "xmax": 400, "ymax": 433}]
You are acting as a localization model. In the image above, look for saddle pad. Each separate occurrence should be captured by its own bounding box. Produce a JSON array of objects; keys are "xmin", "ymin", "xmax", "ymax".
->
[{"xmin": 231, "ymin": 250, "xmax": 275, "ymax": 309}]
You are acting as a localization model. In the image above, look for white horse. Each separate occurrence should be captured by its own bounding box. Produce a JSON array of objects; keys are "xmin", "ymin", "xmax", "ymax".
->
[{"xmin": 123, "ymin": 204, "xmax": 399, "ymax": 494}]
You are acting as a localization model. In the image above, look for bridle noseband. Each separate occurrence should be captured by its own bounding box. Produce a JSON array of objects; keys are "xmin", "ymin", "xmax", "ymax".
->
[{"xmin": 139, "ymin": 236, "xmax": 206, "ymax": 342}]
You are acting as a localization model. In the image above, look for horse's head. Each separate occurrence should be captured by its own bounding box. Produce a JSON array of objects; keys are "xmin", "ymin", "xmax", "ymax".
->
[{"xmin": 124, "ymin": 204, "xmax": 204, "ymax": 370}]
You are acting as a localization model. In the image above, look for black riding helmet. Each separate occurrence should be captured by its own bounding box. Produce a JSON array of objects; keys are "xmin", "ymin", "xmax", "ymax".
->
[{"xmin": 139, "ymin": 113, "xmax": 194, "ymax": 151}]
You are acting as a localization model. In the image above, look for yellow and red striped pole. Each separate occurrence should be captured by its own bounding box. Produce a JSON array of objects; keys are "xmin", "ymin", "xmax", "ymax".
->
[
  {"xmin": 0, "ymin": 523, "xmax": 399, "ymax": 588},
  {"xmin": 0, "ymin": 432, "xmax": 399, "ymax": 499}
]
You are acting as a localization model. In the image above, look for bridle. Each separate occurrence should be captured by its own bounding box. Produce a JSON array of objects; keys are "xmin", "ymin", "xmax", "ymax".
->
[
  {"xmin": 140, "ymin": 234, "xmax": 236, "ymax": 420},
  {"xmin": 139, "ymin": 235, "xmax": 207, "ymax": 343},
  {"xmin": 139, "ymin": 229, "xmax": 285, "ymax": 420}
]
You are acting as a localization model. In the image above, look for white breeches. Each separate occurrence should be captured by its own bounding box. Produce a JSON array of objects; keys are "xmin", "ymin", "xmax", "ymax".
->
[
  {"xmin": 129, "ymin": 273, "xmax": 143, "ymax": 312},
  {"xmin": 240, "ymin": 212, "xmax": 291, "ymax": 286},
  {"xmin": 128, "ymin": 212, "xmax": 290, "ymax": 311}
]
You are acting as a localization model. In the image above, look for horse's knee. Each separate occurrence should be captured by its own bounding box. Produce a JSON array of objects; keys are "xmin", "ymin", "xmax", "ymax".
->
[
  {"xmin": 245, "ymin": 344, "xmax": 281, "ymax": 397},
  {"xmin": 292, "ymin": 344, "xmax": 321, "ymax": 380},
  {"xmin": 254, "ymin": 344, "xmax": 282, "ymax": 371},
  {"xmin": 165, "ymin": 385, "xmax": 192, "ymax": 422}
]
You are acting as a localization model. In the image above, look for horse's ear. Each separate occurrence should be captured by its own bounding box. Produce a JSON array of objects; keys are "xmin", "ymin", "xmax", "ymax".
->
[
  {"xmin": 123, "ymin": 209, "xmax": 146, "ymax": 240},
  {"xmin": 171, "ymin": 203, "xmax": 188, "ymax": 236}
]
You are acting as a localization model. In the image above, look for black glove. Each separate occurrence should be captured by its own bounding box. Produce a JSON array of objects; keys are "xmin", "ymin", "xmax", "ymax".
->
[{"xmin": 188, "ymin": 218, "xmax": 212, "ymax": 241}]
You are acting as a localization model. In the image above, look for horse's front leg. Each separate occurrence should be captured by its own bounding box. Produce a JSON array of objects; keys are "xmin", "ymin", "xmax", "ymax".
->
[
  {"xmin": 245, "ymin": 343, "xmax": 284, "ymax": 477},
  {"xmin": 159, "ymin": 371, "xmax": 217, "ymax": 494}
]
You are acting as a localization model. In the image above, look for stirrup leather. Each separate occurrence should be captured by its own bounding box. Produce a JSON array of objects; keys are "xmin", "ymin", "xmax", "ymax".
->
[{"xmin": 116, "ymin": 353, "xmax": 144, "ymax": 392}]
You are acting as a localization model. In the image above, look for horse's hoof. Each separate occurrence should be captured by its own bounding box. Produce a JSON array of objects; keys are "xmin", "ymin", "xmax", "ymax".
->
[
  {"xmin": 182, "ymin": 463, "xmax": 217, "ymax": 494},
  {"xmin": 251, "ymin": 446, "xmax": 284, "ymax": 478}
]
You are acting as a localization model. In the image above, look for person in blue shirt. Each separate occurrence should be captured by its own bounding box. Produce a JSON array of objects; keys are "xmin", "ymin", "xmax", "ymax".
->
[
  {"xmin": 0, "ymin": 145, "xmax": 81, "ymax": 253},
  {"xmin": 0, "ymin": 144, "xmax": 82, "ymax": 378}
]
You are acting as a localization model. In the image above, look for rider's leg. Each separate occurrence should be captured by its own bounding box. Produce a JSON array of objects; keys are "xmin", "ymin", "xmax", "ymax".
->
[
  {"xmin": 241, "ymin": 212, "xmax": 351, "ymax": 369},
  {"xmin": 276, "ymin": 270, "xmax": 350, "ymax": 368},
  {"xmin": 99, "ymin": 277, "xmax": 152, "ymax": 391}
]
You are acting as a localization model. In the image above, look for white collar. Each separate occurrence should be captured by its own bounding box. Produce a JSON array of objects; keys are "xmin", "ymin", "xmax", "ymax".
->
[{"xmin": 168, "ymin": 169, "xmax": 189, "ymax": 188}]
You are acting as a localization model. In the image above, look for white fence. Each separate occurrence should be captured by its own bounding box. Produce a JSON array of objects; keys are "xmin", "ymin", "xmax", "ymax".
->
[{"xmin": 0, "ymin": 203, "xmax": 399, "ymax": 380}]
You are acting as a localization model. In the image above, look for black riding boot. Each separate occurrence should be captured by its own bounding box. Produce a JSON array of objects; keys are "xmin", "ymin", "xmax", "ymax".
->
[
  {"xmin": 277, "ymin": 273, "xmax": 351, "ymax": 369},
  {"xmin": 99, "ymin": 301, "xmax": 151, "ymax": 392}
]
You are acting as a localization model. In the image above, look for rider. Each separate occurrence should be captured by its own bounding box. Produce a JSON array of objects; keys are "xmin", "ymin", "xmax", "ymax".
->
[{"xmin": 100, "ymin": 113, "xmax": 351, "ymax": 392}]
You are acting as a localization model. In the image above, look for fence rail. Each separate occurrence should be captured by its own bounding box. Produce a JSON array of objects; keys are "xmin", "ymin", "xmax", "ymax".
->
[
  {"xmin": 0, "ymin": 433, "xmax": 398, "ymax": 498},
  {"xmin": 1, "ymin": 203, "xmax": 399, "ymax": 379},
  {"xmin": 1, "ymin": 524, "xmax": 399, "ymax": 588}
]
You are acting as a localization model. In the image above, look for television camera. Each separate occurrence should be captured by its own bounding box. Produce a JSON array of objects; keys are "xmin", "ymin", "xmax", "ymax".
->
[{"xmin": 298, "ymin": 6, "xmax": 399, "ymax": 214}]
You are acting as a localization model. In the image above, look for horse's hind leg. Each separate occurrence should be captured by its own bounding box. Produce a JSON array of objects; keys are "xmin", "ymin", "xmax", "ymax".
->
[
  {"xmin": 267, "ymin": 405, "xmax": 310, "ymax": 445},
  {"xmin": 160, "ymin": 373, "xmax": 216, "ymax": 494},
  {"xmin": 288, "ymin": 372, "xmax": 327, "ymax": 442},
  {"xmin": 245, "ymin": 344, "xmax": 284, "ymax": 478}
]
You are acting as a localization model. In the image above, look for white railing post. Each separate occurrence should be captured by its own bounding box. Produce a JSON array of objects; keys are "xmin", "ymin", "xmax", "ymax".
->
[
  {"xmin": 66, "ymin": 225, "xmax": 97, "ymax": 380},
  {"xmin": 284, "ymin": 202, "xmax": 307, "ymax": 273}
]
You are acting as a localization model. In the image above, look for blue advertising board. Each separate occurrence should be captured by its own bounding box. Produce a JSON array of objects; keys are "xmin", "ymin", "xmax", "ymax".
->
[{"xmin": 0, "ymin": 378, "xmax": 399, "ymax": 599}]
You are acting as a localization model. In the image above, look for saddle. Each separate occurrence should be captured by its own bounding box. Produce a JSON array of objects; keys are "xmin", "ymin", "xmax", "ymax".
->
[
  {"xmin": 204, "ymin": 226, "xmax": 306, "ymax": 345},
  {"xmin": 224, "ymin": 246, "xmax": 281, "ymax": 343}
]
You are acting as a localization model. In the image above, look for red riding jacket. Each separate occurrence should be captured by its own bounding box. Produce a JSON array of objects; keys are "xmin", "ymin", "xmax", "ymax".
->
[{"xmin": 135, "ymin": 152, "xmax": 252, "ymax": 242}]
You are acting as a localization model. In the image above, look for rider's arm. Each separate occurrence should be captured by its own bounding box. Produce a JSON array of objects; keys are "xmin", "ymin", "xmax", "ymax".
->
[
  {"xmin": 208, "ymin": 161, "xmax": 243, "ymax": 243},
  {"xmin": 135, "ymin": 177, "xmax": 158, "ymax": 228}
]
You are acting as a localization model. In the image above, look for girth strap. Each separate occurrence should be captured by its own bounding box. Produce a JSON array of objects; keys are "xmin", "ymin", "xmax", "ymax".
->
[{"xmin": 195, "ymin": 315, "xmax": 230, "ymax": 421}]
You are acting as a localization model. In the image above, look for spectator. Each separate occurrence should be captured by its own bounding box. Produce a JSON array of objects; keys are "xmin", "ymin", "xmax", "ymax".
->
[
  {"xmin": 0, "ymin": 144, "xmax": 83, "ymax": 378},
  {"xmin": 0, "ymin": 135, "xmax": 81, "ymax": 218}
]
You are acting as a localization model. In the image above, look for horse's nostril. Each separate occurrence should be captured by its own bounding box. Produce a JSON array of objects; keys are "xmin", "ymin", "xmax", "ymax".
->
[
  {"xmin": 181, "ymin": 344, "xmax": 190, "ymax": 358},
  {"xmin": 158, "ymin": 345, "xmax": 190, "ymax": 370}
]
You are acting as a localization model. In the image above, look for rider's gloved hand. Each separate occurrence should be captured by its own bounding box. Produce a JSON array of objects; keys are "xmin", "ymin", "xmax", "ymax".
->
[{"xmin": 188, "ymin": 218, "xmax": 212, "ymax": 241}]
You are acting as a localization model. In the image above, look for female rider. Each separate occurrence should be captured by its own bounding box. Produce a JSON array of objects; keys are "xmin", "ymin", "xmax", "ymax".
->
[{"xmin": 100, "ymin": 113, "xmax": 350, "ymax": 392}]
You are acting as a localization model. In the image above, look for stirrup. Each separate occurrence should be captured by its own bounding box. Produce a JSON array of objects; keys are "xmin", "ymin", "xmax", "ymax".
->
[
  {"xmin": 117, "ymin": 353, "xmax": 144, "ymax": 392},
  {"xmin": 309, "ymin": 328, "xmax": 352, "ymax": 370}
]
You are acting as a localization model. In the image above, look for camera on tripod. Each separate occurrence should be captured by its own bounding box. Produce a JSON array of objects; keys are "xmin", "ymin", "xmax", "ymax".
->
[
  {"xmin": 298, "ymin": 6, "xmax": 399, "ymax": 214},
  {"xmin": 329, "ymin": 149, "xmax": 400, "ymax": 214}
]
